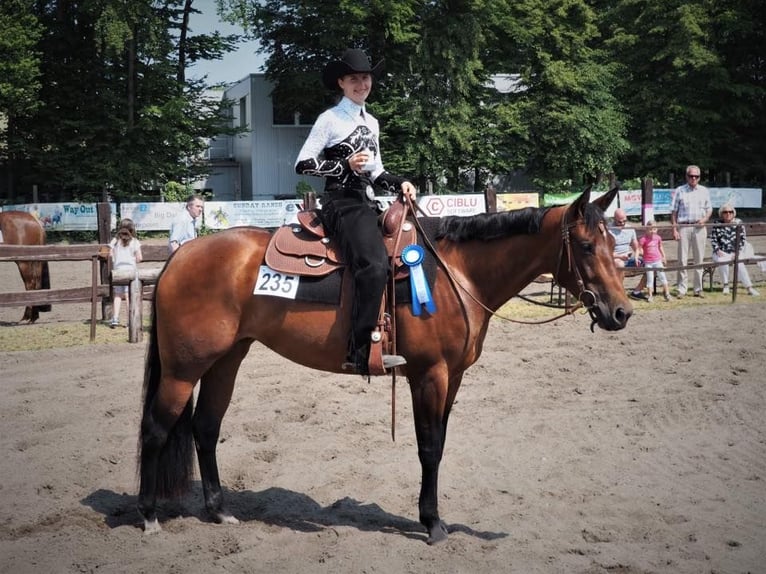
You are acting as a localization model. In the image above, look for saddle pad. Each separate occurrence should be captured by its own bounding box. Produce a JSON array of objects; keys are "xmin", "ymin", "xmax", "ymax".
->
[
  {"xmin": 293, "ymin": 268, "xmax": 344, "ymax": 305},
  {"xmin": 286, "ymin": 264, "xmax": 430, "ymax": 307},
  {"xmin": 286, "ymin": 218, "xmax": 441, "ymax": 307}
]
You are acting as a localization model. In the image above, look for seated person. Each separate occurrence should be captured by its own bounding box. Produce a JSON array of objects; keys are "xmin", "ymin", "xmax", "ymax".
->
[
  {"xmin": 609, "ymin": 208, "xmax": 647, "ymax": 300},
  {"xmin": 710, "ymin": 203, "xmax": 760, "ymax": 296}
]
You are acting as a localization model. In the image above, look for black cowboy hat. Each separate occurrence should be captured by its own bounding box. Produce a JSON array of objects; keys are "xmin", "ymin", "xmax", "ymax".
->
[{"xmin": 322, "ymin": 48, "xmax": 384, "ymax": 90}]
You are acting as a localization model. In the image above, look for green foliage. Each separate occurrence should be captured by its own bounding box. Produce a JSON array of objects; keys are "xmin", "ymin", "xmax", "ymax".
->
[
  {"xmin": 223, "ymin": 0, "xmax": 630, "ymax": 193},
  {"xmin": 3, "ymin": 0, "xmax": 764, "ymax": 204},
  {"xmin": 4, "ymin": 0, "xmax": 241, "ymax": 200},
  {"xmin": 0, "ymin": 0, "xmax": 43, "ymax": 155},
  {"xmin": 163, "ymin": 181, "xmax": 192, "ymax": 202},
  {"xmin": 295, "ymin": 180, "xmax": 315, "ymax": 197}
]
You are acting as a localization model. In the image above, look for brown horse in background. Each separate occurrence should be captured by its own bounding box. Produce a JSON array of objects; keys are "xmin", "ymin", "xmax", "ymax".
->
[
  {"xmin": 0, "ymin": 211, "xmax": 51, "ymax": 322},
  {"xmin": 137, "ymin": 187, "xmax": 632, "ymax": 543}
]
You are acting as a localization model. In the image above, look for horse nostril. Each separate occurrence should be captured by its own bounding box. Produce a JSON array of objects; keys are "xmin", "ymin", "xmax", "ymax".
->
[{"xmin": 615, "ymin": 306, "xmax": 632, "ymax": 326}]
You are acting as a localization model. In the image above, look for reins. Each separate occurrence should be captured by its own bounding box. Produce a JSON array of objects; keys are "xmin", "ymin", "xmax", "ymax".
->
[
  {"xmin": 402, "ymin": 197, "xmax": 590, "ymax": 326},
  {"xmin": 385, "ymin": 198, "xmax": 601, "ymax": 440}
]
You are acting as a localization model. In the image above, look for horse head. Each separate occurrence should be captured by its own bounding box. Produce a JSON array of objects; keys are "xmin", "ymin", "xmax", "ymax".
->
[{"xmin": 554, "ymin": 186, "xmax": 632, "ymax": 331}]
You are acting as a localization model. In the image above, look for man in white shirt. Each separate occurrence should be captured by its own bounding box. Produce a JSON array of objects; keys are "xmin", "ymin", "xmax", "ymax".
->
[
  {"xmin": 670, "ymin": 165, "xmax": 712, "ymax": 298},
  {"xmin": 168, "ymin": 194, "xmax": 204, "ymax": 254}
]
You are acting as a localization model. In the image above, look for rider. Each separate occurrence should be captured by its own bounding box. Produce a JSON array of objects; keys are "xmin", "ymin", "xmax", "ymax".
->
[{"xmin": 295, "ymin": 48, "xmax": 417, "ymax": 375}]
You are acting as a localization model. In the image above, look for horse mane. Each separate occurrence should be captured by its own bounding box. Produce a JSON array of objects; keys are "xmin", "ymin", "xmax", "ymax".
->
[
  {"xmin": 435, "ymin": 207, "xmax": 551, "ymax": 242},
  {"xmin": 435, "ymin": 199, "xmax": 608, "ymax": 243}
]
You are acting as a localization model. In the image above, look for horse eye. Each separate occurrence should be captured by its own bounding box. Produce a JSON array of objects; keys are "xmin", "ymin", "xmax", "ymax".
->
[{"xmin": 580, "ymin": 242, "xmax": 594, "ymax": 255}]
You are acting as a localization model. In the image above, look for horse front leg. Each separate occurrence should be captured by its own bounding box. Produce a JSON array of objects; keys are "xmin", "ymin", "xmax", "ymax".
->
[{"xmin": 409, "ymin": 369, "xmax": 462, "ymax": 544}]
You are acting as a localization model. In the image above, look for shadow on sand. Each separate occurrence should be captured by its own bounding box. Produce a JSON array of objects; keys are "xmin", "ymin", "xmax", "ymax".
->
[{"xmin": 82, "ymin": 484, "xmax": 507, "ymax": 544}]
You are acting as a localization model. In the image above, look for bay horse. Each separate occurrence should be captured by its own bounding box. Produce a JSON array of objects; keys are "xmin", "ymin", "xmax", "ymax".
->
[
  {"xmin": 0, "ymin": 210, "xmax": 51, "ymax": 322},
  {"xmin": 137, "ymin": 187, "xmax": 632, "ymax": 543}
]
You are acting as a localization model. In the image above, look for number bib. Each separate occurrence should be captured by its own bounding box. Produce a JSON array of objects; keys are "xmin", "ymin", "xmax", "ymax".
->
[{"xmin": 254, "ymin": 265, "xmax": 300, "ymax": 299}]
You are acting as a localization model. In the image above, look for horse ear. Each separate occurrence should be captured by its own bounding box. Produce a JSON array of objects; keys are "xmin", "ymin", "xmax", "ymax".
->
[
  {"xmin": 592, "ymin": 186, "xmax": 619, "ymax": 212},
  {"xmin": 569, "ymin": 186, "xmax": 593, "ymax": 217}
]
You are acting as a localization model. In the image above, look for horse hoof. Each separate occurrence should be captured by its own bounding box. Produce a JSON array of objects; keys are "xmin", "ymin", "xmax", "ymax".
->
[
  {"xmin": 143, "ymin": 518, "xmax": 162, "ymax": 535},
  {"xmin": 215, "ymin": 513, "xmax": 240, "ymax": 525},
  {"xmin": 426, "ymin": 521, "xmax": 449, "ymax": 545}
]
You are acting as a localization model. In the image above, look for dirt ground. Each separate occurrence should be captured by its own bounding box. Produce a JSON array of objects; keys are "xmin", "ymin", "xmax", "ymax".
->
[{"xmin": 1, "ymin": 235, "xmax": 765, "ymax": 574}]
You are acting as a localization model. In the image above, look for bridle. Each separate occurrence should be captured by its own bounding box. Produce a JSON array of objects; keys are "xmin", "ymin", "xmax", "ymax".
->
[{"xmin": 555, "ymin": 210, "xmax": 604, "ymax": 332}]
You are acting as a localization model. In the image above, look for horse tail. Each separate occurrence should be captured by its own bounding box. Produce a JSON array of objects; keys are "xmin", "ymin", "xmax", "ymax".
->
[
  {"xmin": 138, "ymin": 276, "xmax": 195, "ymax": 498},
  {"xmin": 37, "ymin": 262, "xmax": 52, "ymax": 313}
]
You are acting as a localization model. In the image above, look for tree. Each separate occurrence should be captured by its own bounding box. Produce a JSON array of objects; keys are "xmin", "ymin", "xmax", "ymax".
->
[
  {"xmin": 222, "ymin": 0, "xmax": 628, "ymax": 194},
  {"xmin": 598, "ymin": 0, "xmax": 721, "ymax": 181},
  {"xmin": 3, "ymin": 0, "xmax": 241, "ymax": 201},
  {"xmin": 0, "ymin": 0, "xmax": 42, "ymax": 127},
  {"xmin": 0, "ymin": 0, "xmax": 43, "ymax": 196},
  {"xmin": 707, "ymin": 0, "xmax": 766, "ymax": 184},
  {"xmin": 485, "ymin": 0, "xmax": 629, "ymax": 193}
]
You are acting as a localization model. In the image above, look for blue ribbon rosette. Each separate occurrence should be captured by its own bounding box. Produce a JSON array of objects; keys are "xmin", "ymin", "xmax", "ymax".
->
[{"xmin": 401, "ymin": 244, "xmax": 436, "ymax": 316}]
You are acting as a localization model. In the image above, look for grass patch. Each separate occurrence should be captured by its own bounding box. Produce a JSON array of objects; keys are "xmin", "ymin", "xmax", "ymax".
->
[
  {"xmin": 0, "ymin": 318, "xmax": 150, "ymax": 351},
  {"xmin": 497, "ymin": 282, "xmax": 765, "ymax": 321}
]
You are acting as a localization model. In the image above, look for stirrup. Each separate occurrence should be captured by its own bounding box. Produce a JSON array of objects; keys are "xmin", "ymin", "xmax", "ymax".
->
[{"xmin": 382, "ymin": 354, "xmax": 407, "ymax": 369}]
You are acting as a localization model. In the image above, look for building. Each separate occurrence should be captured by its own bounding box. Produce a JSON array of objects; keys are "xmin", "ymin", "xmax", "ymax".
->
[{"xmin": 198, "ymin": 74, "xmax": 312, "ymax": 200}]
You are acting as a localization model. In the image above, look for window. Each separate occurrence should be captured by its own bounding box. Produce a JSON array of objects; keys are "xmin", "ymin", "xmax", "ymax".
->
[{"xmin": 239, "ymin": 97, "xmax": 247, "ymax": 128}]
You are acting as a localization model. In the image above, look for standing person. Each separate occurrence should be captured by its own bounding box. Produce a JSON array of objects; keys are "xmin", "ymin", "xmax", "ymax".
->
[
  {"xmin": 710, "ymin": 203, "xmax": 760, "ymax": 296},
  {"xmin": 638, "ymin": 220, "xmax": 671, "ymax": 302},
  {"xmin": 295, "ymin": 47, "xmax": 417, "ymax": 375},
  {"xmin": 609, "ymin": 208, "xmax": 646, "ymax": 300},
  {"xmin": 109, "ymin": 218, "xmax": 142, "ymax": 328},
  {"xmin": 168, "ymin": 194, "xmax": 204, "ymax": 253},
  {"xmin": 670, "ymin": 165, "xmax": 712, "ymax": 298}
]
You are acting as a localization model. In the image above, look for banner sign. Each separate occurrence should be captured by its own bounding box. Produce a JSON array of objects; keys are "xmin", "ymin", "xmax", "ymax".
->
[
  {"xmin": 204, "ymin": 200, "xmax": 304, "ymax": 229},
  {"xmin": 3, "ymin": 187, "xmax": 760, "ymax": 231},
  {"xmin": 119, "ymin": 202, "xmax": 185, "ymax": 231},
  {"xmin": 619, "ymin": 187, "xmax": 762, "ymax": 216},
  {"xmin": 417, "ymin": 194, "xmax": 485, "ymax": 217},
  {"xmin": 2, "ymin": 203, "xmax": 116, "ymax": 231},
  {"xmin": 708, "ymin": 187, "xmax": 762, "ymax": 209},
  {"xmin": 496, "ymin": 192, "xmax": 539, "ymax": 211}
]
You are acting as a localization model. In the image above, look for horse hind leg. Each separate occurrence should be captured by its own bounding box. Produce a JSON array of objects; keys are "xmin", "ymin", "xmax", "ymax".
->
[
  {"xmin": 17, "ymin": 261, "xmax": 45, "ymax": 323},
  {"xmin": 36, "ymin": 261, "xmax": 52, "ymax": 314},
  {"xmin": 137, "ymin": 378, "xmax": 197, "ymax": 534},
  {"xmin": 193, "ymin": 339, "xmax": 253, "ymax": 525}
]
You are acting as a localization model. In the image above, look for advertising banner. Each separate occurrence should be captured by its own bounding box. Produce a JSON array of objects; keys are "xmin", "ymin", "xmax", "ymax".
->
[
  {"xmin": 496, "ymin": 193, "xmax": 539, "ymax": 211},
  {"xmin": 120, "ymin": 202, "xmax": 185, "ymax": 231},
  {"xmin": 204, "ymin": 200, "xmax": 304, "ymax": 229},
  {"xmin": 2, "ymin": 203, "xmax": 116, "ymax": 231},
  {"xmin": 417, "ymin": 194, "xmax": 485, "ymax": 217}
]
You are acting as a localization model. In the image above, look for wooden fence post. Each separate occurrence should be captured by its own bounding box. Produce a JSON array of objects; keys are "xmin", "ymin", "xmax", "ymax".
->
[
  {"xmin": 641, "ymin": 177, "xmax": 654, "ymax": 225},
  {"xmin": 129, "ymin": 271, "xmax": 142, "ymax": 343},
  {"xmin": 97, "ymin": 202, "xmax": 112, "ymax": 320}
]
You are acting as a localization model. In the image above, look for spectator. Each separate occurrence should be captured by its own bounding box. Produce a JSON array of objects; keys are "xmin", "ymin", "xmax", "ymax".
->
[
  {"xmin": 638, "ymin": 220, "xmax": 671, "ymax": 302},
  {"xmin": 109, "ymin": 218, "xmax": 142, "ymax": 328},
  {"xmin": 670, "ymin": 165, "xmax": 712, "ymax": 297},
  {"xmin": 168, "ymin": 194, "xmax": 204, "ymax": 253},
  {"xmin": 609, "ymin": 208, "xmax": 646, "ymax": 300},
  {"xmin": 710, "ymin": 203, "xmax": 760, "ymax": 296}
]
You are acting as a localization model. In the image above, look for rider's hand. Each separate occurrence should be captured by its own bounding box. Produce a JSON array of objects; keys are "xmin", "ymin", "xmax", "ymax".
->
[
  {"xmin": 401, "ymin": 181, "xmax": 417, "ymax": 202},
  {"xmin": 350, "ymin": 151, "xmax": 370, "ymax": 173}
]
